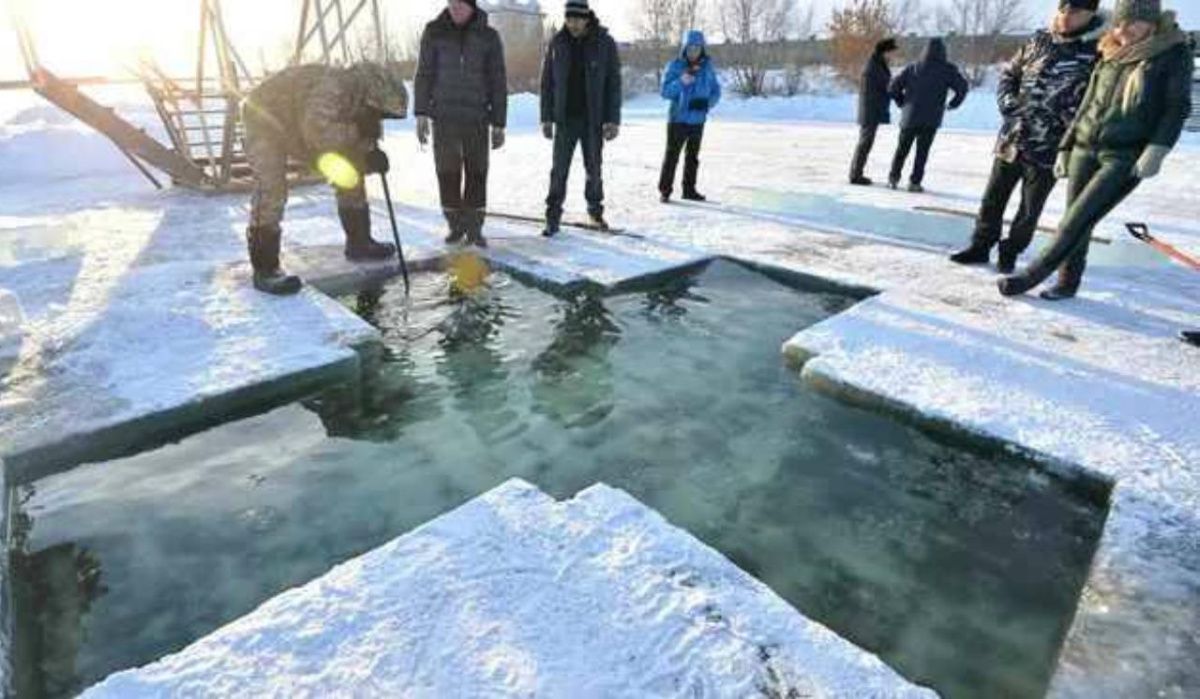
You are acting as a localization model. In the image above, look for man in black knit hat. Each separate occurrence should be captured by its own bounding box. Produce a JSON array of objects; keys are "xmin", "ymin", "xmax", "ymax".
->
[
  {"xmin": 950, "ymin": 0, "xmax": 1104, "ymax": 273},
  {"xmin": 539, "ymin": 0, "xmax": 622, "ymax": 236}
]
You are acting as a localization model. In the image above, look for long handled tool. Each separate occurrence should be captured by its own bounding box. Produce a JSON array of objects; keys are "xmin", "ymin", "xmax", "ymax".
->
[
  {"xmin": 378, "ymin": 172, "xmax": 411, "ymax": 294},
  {"xmin": 1126, "ymin": 223, "xmax": 1200, "ymax": 270}
]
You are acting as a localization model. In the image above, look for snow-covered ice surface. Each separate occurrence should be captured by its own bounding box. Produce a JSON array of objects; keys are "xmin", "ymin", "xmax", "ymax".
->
[
  {"xmin": 3, "ymin": 82, "xmax": 1200, "ymax": 696},
  {"xmin": 82, "ymin": 478, "xmax": 935, "ymax": 699}
]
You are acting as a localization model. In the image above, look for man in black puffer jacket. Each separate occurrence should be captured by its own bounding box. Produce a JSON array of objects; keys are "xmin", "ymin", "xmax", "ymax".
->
[
  {"xmin": 951, "ymin": 0, "xmax": 1104, "ymax": 273},
  {"xmin": 414, "ymin": 0, "xmax": 507, "ymax": 248},
  {"xmin": 850, "ymin": 38, "xmax": 899, "ymax": 185},
  {"xmin": 540, "ymin": 0, "xmax": 622, "ymax": 236},
  {"xmin": 888, "ymin": 38, "xmax": 969, "ymax": 192}
]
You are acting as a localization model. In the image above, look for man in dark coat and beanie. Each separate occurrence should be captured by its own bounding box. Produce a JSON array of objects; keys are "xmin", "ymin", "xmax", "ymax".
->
[
  {"xmin": 540, "ymin": 0, "xmax": 622, "ymax": 236},
  {"xmin": 849, "ymin": 38, "xmax": 899, "ymax": 186},
  {"xmin": 414, "ymin": 0, "xmax": 508, "ymax": 248},
  {"xmin": 887, "ymin": 38, "xmax": 969, "ymax": 192},
  {"xmin": 951, "ymin": 0, "xmax": 1104, "ymax": 273}
]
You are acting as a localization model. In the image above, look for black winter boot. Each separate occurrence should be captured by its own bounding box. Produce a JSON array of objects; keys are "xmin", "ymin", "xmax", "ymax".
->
[
  {"xmin": 949, "ymin": 243, "xmax": 991, "ymax": 266},
  {"xmin": 444, "ymin": 209, "xmax": 466, "ymax": 245},
  {"xmin": 246, "ymin": 224, "xmax": 302, "ymax": 296},
  {"xmin": 997, "ymin": 273, "xmax": 1041, "ymax": 297},
  {"xmin": 849, "ymin": 176, "xmax": 873, "ymax": 186},
  {"xmin": 339, "ymin": 207, "xmax": 396, "ymax": 261},
  {"xmin": 464, "ymin": 209, "xmax": 487, "ymax": 248},
  {"xmin": 1181, "ymin": 330, "xmax": 1200, "ymax": 348},
  {"xmin": 682, "ymin": 190, "xmax": 707, "ymax": 202},
  {"xmin": 996, "ymin": 242, "xmax": 1018, "ymax": 274},
  {"xmin": 588, "ymin": 212, "xmax": 610, "ymax": 231},
  {"xmin": 907, "ymin": 182, "xmax": 925, "ymax": 193}
]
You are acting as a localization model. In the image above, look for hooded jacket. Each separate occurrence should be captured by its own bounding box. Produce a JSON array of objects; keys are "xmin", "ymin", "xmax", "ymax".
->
[
  {"xmin": 857, "ymin": 40, "xmax": 893, "ymax": 126},
  {"xmin": 994, "ymin": 15, "xmax": 1105, "ymax": 169},
  {"xmin": 413, "ymin": 8, "xmax": 508, "ymax": 127},
  {"xmin": 889, "ymin": 39, "xmax": 970, "ymax": 130},
  {"xmin": 1060, "ymin": 12, "xmax": 1194, "ymax": 155},
  {"xmin": 661, "ymin": 30, "xmax": 722, "ymax": 125},
  {"xmin": 540, "ymin": 14, "xmax": 622, "ymax": 127}
]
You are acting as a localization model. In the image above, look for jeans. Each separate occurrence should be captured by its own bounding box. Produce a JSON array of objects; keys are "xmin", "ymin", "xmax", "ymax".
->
[{"xmin": 546, "ymin": 118, "xmax": 604, "ymax": 222}]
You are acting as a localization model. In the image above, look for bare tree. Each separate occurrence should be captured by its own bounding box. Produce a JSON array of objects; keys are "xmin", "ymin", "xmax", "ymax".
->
[
  {"xmin": 633, "ymin": 0, "xmax": 707, "ymax": 83},
  {"xmin": 719, "ymin": 0, "xmax": 796, "ymax": 96},
  {"xmin": 889, "ymin": 0, "xmax": 927, "ymax": 35},
  {"xmin": 827, "ymin": 0, "xmax": 895, "ymax": 89},
  {"xmin": 936, "ymin": 0, "xmax": 1027, "ymax": 85}
]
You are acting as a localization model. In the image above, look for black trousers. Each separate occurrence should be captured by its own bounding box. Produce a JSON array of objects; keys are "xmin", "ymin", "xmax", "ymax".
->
[
  {"xmin": 658, "ymin": 122, "xmax": 705, "ymax": 196},
  {"xmin": 1020, "ymin": 149, "xmax": 1140, "ymax": 292},
  {"xmin": 433, "ymin": 120, "xmax": 489, "ymax": 219},
  {"xmin": 849, "ymin": 123, "xmax": 878, "ymax": 180},
  {"xmin": 890, "ymin": 127, "xmax": 938, "ymax": 185},
  {"xmin": 546, "ymin": 118, "xmax": 604, "ymax": 221},
  {"xmin": 971, "ymin": 157, "xmax": 1057, "ymax": 257}
]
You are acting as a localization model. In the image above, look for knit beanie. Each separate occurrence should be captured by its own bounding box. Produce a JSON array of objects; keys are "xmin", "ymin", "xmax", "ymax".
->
[
  {"xmin": 1113, "ymin": 0, "xmax": 1161, "ymax": 23},
  {"xmin": 565, "ymin": 0, "xmax": 590, "ymax": 19},
  {"xmin": 1059, "ymin": 0, "xmax": 1099, "ymax": 11}
]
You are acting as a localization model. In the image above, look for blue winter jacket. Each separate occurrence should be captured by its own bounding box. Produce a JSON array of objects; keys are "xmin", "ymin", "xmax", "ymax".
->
[{"xmin": 661, "ymin": 30, "xmax": 721, "ymax": 125}]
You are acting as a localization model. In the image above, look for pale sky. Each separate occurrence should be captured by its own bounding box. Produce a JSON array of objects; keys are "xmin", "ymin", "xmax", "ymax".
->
[{"xmin": 1, "ymin": 0, "xmax": 1197, "ymax": 82}]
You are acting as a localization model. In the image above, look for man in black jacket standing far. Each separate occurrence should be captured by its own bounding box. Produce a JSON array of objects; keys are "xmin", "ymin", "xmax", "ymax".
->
[
  {"xmin": 540, "ymin": 0, "xmax": 622, "ymax": 236},
  {"xmin": 950, "ymin": 0, "xmax": 1103, "ymax": 272},
  {"xmin": 414, "ymin": 0, "xmax": 507, "ymax": 248},
  {"xmin": 850, "ymin": 38, "xmax": 899, "ymax": 186},
  {"xmin": 888, "ymin": 38, "xmax": 969, "ymax": 192}
]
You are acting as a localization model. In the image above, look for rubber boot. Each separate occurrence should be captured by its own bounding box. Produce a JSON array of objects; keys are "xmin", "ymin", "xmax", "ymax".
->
[
  {"xmin": 340, "ymin": 207, "xmax": 396, "ymax": 261},
  {"xmin": 464, "ymin": 209, "xmax": 487, "ymax": 248},
  {"xmin": 444, "ymin": 209, "xmax": 466, "ymax": 245},
  {"xmin": 949, "ymin": 242, "xmax": 992, "ymax": 266},
  {"xmin": 247, "ymin": 225, "xmax": 302, "ymax": 295}
]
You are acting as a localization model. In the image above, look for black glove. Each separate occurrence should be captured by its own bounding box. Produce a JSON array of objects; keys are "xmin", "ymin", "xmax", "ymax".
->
[
  {"xmin": 365, "ymin": 148, "xmax": 390, "ymax": 175},
  {"xmin": 688, "ymin": 98, "xmax": 710, "ymax": 112}
]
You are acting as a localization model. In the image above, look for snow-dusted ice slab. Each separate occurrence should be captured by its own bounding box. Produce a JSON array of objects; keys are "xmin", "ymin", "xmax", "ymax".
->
[
  {"xmin": 782, "ymin": 269, "xmax": 1200, "ymax": 698},
  {"xmin": 0, "ymin": 260, "xmax": 379, "ymax": 483},
  {"xmin": 84, "ymin": 478, "xmax": 934, "ymax": 699}
]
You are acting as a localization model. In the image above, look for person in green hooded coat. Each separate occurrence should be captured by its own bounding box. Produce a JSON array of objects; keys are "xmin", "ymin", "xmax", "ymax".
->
[{"xmin": 998, "ymin": 0, "xmax": 1194, "ymax": 300}]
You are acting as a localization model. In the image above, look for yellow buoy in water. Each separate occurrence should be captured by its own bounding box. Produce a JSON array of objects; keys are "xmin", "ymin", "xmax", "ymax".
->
[{"xmin": 448, "ymin": 251, "xmax": 489, "ymax": 294}]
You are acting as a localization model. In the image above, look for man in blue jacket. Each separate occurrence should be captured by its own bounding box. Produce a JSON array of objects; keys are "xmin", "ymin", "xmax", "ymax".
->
[{"xmin": 658, "ymin": 30, "xmax": 721, "ymax": 202}]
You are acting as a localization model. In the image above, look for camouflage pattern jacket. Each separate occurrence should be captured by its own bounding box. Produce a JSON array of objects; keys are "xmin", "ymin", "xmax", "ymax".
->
[
  {"xmin": 994, "ymin": 17, "xmax": 1105, "ymax": 169},
  {"xmin": 243, "ymin": 63, "xmax": 407, "ymax": 168}
]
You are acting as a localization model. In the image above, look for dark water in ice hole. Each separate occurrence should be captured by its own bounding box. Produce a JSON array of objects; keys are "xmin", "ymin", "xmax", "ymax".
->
[{"xmin": 11, "ymin": 260, "xmax": 1108, "ymax": 699}]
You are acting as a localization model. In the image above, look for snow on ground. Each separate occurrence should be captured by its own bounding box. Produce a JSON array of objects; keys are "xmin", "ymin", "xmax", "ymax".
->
[
  {"xmin": 3, "ymin": 82, "xmax": 1200, "ymax": 696},
  {"xmin": 83, "ymin": 478, "xmax": 935, "ymax": 699}
]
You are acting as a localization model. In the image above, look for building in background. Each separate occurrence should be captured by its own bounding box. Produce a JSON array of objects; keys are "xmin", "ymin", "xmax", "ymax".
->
[{"xmin": 481, "ymin": 0, "xmax": 545, "ymax": 91}]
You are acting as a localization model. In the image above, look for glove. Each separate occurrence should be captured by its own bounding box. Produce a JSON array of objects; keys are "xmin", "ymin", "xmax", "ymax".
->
[
  {"xmin": 1053, "ymin": 151, "xmax": 1069, "ymax": 179},
  {"xmin": 1133, "ymin": 144, "xmax": 1169, "ymax": 180},
  {"xmin": 491, "ymin": 126, "xmax": 505, "ymax": 150},
  {"xmin": 364, "ymin": 148, "xmax": 389, "ymax": 175},
  {"xmin": 687, "ymin": 98, "xmax": 710, "ymax": 112},
  {"xmin": 416, "ymin": 116, "xmax": 430, "ymax": 146},
  {"xmin": 542, "ymin": 122, "xmax": 554, "ymax": 140},
  {"xmin": 602, "ymin": 123, "xmax": 619, "ymax": 141}
]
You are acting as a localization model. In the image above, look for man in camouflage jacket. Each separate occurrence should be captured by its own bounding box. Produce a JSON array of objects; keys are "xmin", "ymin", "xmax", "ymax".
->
[
  {"xmin": 242, "ymin": 62, "xmax": 407, "ymax": 295},
  {"xmin": 951, "ymin": 0, "xmax": 1104, "ymax": 272}
]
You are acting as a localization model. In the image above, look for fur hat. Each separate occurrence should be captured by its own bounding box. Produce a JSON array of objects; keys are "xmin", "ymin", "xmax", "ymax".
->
[{"xmin": 1113, "ymin": 0, "xmax": 1161, "ymax": 24}]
